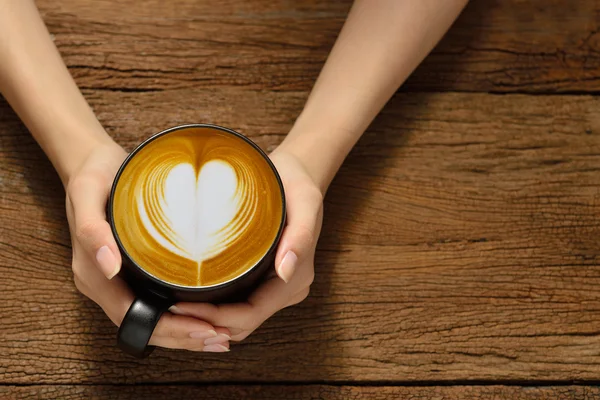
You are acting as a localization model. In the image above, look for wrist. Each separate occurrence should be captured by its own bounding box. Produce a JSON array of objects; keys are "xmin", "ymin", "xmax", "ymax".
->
[
  {"xmin": 0, "ymin": 0, "xmax": 117, "ymax": 187},
  {"xmin": 277, "ymin": 117, "xmax": 355, "ymax": 195},
  {"xmin": 39, "ymin": 124, "xmax": 115, "ymax": 187}
]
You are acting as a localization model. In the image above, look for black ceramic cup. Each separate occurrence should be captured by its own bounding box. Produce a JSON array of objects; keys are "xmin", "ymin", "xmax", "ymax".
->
[{"xmin": 107, "ymin": 124, "xmax": 286, "ymax": 359}]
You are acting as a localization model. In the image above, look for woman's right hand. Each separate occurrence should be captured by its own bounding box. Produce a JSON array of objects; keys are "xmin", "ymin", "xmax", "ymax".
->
[{"xmin": 65, "ymin": 139, "xmax": 231, "ymax": 353}]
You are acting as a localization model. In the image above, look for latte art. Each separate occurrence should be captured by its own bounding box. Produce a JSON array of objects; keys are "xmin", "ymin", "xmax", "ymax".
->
[
  {"xmin": 112, "ymin": 127, "xmax": 283, "ymax": 287},
  {"xmin": 139, "ymin": 160, "xmax": 245, "ymax": 263}
]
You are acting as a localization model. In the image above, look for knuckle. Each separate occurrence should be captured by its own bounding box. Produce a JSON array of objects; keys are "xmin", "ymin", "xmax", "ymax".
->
[
  {"xmin": 299, "ymin": 287, "xmax": 310, "ymax": 301},
  {"xmin": 246, "ymin": 315, "xmax": 266, "ymax": 334},
  {"xmin": 72, "ymin": 271, "xmax": 86, "ymax": 294},
  {"xmin": 71, "ymin": 259, "xmax": 81, "ymax": 280},
  {"xmin": 166, "ymin": 328, "xmax": 179, "ymax": 340},
  {"xmin": 73, "ymin": 276, "xmax": 83, "ymax": 292},
  {"xmin": 75, "ymin": 219, "xmax": 102, "ymax": 242},
  {"xmin": 295, "ymin": 225, "xmax": 315, "ymax": 248},
  {"xmin": 288, "ymin": 288, "xmax": 310, "ymax": 307},
  {"xmin": 232, "ymin": 331, "xmax": 251, "ymax": 342},
  {"xmin": 307, "ymin": 184, "xmax": 324, "ymax": 204},
  {"xmin": 161, "ymin": 315, "xmax": 181, "ymax": 339},
  {"xmin": 304, "ymin": 268, "xmax": 315, "ymax": 287},
  {"xmin": 157, "ymin": 318, "xmax": 178, "ymax": 339}
]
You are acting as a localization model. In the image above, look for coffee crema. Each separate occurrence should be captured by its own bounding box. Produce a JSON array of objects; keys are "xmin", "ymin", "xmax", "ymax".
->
[{"xmin": 112, "ymin": 127, "xmax": 283, "ymax": 287}]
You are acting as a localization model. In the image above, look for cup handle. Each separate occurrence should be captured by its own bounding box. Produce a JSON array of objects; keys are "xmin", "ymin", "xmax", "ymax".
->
[{"xmin": 117, "ymin": 295, "xmax": 170, "ymax": 358}]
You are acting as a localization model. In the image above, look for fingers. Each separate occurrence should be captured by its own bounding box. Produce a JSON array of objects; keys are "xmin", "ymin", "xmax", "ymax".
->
[
  {"xmin": 174, "ymin": 271, "xmax": 313, "ymax": 341},
  {"xmin": 275, "ymin": 185, "xmax": 323, "ymax": 283},
  {"xmin": 285, "ymin": 287, "xmax": 310, "ymax": 308},
  {"xmin": 70, "ymin": 226, "xmax": 235, "ymax": 352},
  {"xmin": 66, "ymin": 147, "xmax": 233, "ymax": 353},
  {"xmin": 172, "ymin": 301, "xmax": 257, "ymax": 342},
  {"xmin": 153, "ymin": 311, "xmax": 216, "ymax": 340},
  {"xmin": 72, "ymin": 264, "xmax": 134, "ymax": 327},
  {"xmin": 67, "ymin": 173, "xmax": 122, "ymax": 279},
  {"xmin": 74, "ymin": 253, "xmax": 230, "ymax": 353},
  {"xmin": 150, "ymin": 316, "xmax": 231, "ymax": 352}
]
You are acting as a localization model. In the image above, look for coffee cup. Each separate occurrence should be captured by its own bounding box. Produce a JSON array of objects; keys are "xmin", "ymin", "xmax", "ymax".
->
[{"xmin": 107, "ymin": 124, "xmax": 286, "ymax": 358}]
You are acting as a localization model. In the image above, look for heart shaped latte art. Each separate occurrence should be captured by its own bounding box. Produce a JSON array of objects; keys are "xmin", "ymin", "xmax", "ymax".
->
[
  {"xmin": 112, "ymin": 128, "xmax": 283, "ymax": 287},
  {"xmin": 139, "ymin": 159, "xmax": 251, "ymax": 263}
]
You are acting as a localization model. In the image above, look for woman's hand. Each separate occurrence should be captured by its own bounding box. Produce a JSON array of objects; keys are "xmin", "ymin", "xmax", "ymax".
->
[
  {"xmin": 65, "ymin": 140, "xmax": 231, "ymax": 353},
  {"xmin": 171, "ymin": 147, "xmax": 324, "ymax": 342}
]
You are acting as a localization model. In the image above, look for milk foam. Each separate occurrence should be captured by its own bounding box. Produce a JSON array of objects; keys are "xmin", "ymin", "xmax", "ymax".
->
[
  {"xmin": 137, "ymin": 160, "xmax": 242, "ymax": 265},
  {"xmin": 113, "ymin": 127, "xmax": 284, "ymax": 286}
]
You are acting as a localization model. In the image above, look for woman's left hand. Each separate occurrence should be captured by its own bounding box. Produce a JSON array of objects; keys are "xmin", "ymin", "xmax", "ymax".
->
[{"xmin": 170, "ymin": 148, "xmax": 324, "ymax": 342}]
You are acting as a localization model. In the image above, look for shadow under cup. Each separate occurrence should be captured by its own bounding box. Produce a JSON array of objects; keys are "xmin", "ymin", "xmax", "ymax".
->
[{"xmin": 107, "ymin": 124, "xmax": 286, "ymax": 359}]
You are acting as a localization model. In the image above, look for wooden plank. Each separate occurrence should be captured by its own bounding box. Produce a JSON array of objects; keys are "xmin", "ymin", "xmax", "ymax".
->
[
  {"xmin": 2, "ymin": 385, "xmax": 600, "ymax": 400},
  {"xmin": 35, "ymin": 0, "xmax": 600, "ymax": 93},
  {"xmin": 1, "ymin": 89, "xmax": 600, "ymax": 383}
]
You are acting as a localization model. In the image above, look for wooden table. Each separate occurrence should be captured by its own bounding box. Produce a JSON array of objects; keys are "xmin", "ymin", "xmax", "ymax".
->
[{"xmin": 2, "ymin": 1, "xmax": 600, "ymax": 398}]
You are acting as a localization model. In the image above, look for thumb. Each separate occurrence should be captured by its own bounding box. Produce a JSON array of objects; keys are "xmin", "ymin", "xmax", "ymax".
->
[
  {"xmin": 275, "ymin": 186, "xmax": 323, "ymax": 283},
  {"xmin": 68, "ymin": 175, "xmax": 122, "ymax": 279}
]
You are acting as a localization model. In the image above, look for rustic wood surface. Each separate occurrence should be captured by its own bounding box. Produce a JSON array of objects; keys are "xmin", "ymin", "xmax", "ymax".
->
[
  {"xmin": 2, "ymin": 385, "xmax": 600, "ymax": 400},
  {"xmin": 1, "ymin": 0, "xmax": 600, "ymax": 398},
  {"xmin": 37, "ymin": 0, "xmax": 600, "ymax": 93}
]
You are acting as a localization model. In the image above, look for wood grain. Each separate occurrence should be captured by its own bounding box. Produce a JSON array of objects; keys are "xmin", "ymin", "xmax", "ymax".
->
[
  {"xmin": 2, "ymin": 385, "xmax": 600, "ymax": 400},
  {"xmin": 3, "ymin": 0, "xmax": 600, "ymax": 393},
  {"xmin": 1, "ymin": 90, "xmax": 600, "ymax": 383},
  {"xmin": 35, "ymin": 0, "xmax": 600, "ymax": 93}
]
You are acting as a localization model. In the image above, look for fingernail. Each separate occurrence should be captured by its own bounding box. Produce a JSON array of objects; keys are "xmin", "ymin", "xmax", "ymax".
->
[
  {"xmin": 189, "ymin": 330, "xmax": 217, "ymax": 339},
  {"xmin": 169, "ymin": 305, "xmax": 189, "ymax": 316},
  {"xmin": 204, "ymin": 333, "xmax": 231, "ymax": 346},
  {"xmin": 203, "ymin": 344, "xmax": 230, "ymax": 353},
  {"xmin": 277, "ymin": 251, "xmax": 298, "ymax": 283},
  {"xmin": 96, "ymin": 246, "xmax": 119, "ymax": 279}
]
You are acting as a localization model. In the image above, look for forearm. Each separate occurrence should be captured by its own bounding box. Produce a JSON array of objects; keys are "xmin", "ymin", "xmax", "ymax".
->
[
  {"xmin": 0, "ymin": 0, "xmax": 112, "ymax": 186},
  {"xmin": 280, "ymin": 0, "xmax": 468, "ymax": 193}
]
